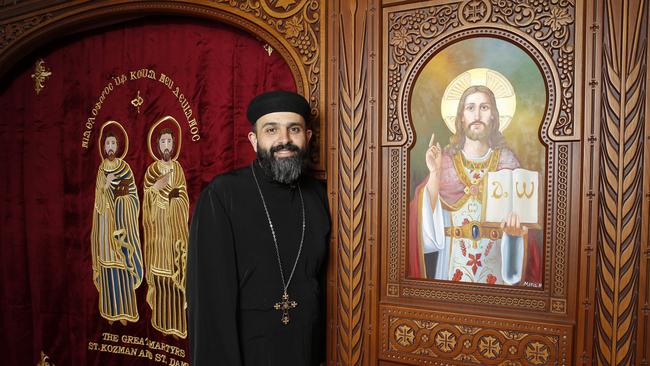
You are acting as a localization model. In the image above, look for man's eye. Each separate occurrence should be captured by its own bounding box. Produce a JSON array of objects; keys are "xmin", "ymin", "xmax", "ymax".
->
[
  {"xmin": 265, "ymin": 128, "xmax": 276, "ymax": 134},
  {"xmin": 290, "ymin": 127, "xmax": 302, "ymax": 133},
  {"xmin": 481, "ymin": 105, "xmax": 490, "ymax": 111}
]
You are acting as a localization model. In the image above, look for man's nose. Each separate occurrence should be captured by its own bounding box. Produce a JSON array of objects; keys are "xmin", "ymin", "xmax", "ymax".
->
[{"xmin": 277, "ymin": 127, "xmax": 291, "ymax": 143}]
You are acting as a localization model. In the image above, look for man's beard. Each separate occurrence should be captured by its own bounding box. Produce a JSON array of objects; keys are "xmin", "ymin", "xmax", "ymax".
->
[
  {"xmin": 162, "ymin": 149, "xmax": 171, "ymax": 162},
  {"xmin": 257, "ymin": 142, "xmax": 308, "ymax": 185},
  {"xmin": 106, "ymin": 150, "xmax": 116, "ymax": 161},
  {"xmin": 464, "ymin": 122, "xmax": 490, "ymax": 141}
]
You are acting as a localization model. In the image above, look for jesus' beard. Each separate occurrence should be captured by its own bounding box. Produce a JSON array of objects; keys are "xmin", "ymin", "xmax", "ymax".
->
[
  {"xmin": 257, "ymin": 142, "xmax": 308, "ymax": 185},
  {"xmin": 465, "ymin": 122, "xmax": 490, "ymax": 142}
]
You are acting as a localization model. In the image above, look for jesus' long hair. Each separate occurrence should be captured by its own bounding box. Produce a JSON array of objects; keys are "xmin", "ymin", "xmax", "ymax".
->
[{"xmin": 445, "ymin": 85, "xmax": 507, "ymax": 155}]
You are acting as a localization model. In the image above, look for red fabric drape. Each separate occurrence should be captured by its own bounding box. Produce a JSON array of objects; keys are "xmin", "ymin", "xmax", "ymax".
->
[{"xmin": 0, "ymin": 17, "xmax": 295, "ymax": 365}]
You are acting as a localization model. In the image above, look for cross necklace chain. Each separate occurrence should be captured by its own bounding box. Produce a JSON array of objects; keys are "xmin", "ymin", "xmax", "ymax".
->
[{"xmin": 251, "ymin": 164, "xmax": 305, "ymax": 325}]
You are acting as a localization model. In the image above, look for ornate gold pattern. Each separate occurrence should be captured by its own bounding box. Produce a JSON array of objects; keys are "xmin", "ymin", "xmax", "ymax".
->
[
  {"xmin": 382, "ymin": 306, "xmax": 569, "ymax": 365},
  {"xmin": 592, "ymin": 0, "xmax": 648, "ymax": 365},
  {"xmin": 30, "ymin": 58, "xmax": 51, "ymax": 95},
  {"xmin": 36, "ymin": 351, "xmax": 54, "ymax": 366}
]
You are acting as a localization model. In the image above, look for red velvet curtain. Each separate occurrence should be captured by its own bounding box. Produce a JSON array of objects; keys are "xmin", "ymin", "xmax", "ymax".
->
[{"xmin": 0, "ymin": 17, "xmax": 295, "ymax": 365}]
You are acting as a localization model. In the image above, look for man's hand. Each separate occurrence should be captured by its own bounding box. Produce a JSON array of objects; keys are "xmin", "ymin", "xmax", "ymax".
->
[
  {"xmin": 425, "ymin": 133, "xmax": 443, "ymax": 212},
  {"xmin": 104, "ymin": 173, "xmax": 116, "ymax": 190},
  {"xmin": 153, "ymin": 172, "xmax": 171, "ymax": 191},
  {"xmin": 425, "ymin": 132, "xmax": 442, "ymax": 176},
  {"xmin": 501, "ymin": 212, "xmax": 528, "ymax": 237}
]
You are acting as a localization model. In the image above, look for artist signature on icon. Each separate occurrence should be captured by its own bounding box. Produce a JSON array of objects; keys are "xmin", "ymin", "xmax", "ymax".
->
[{"xmin": 523, "ymin": 281, "xmax": 542, "ymax": 288}]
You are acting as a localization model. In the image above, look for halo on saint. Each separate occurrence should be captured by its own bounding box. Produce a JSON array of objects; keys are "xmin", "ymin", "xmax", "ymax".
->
[
  {"xmin": 440, "ymin": 68, "xmax": 516, "ymax": 133},
  {"xmin": 98, "ymin": 120, "xmax": 129, "ymax": 159},
  {"xmin": 148, "ymin": 115, "xmax": 182, "ymax": 161}
]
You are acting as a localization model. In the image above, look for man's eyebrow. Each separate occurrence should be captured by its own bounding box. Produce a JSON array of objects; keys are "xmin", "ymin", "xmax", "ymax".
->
[{"xmin": 261, "ymin": 121, "xmax": 304, "ymax": 127}]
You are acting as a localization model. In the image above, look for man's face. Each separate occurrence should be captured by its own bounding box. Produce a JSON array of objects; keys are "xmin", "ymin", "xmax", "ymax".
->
[
  {"xmin": 158, "ymin": 133, "xmax": 174, "ymax": 161},
  {"xmin": 248, "ymin": 112, "xmax": 312, "ymax": 158},
  {"xmin": 104, "ymin": 136, "xmax": 118, "ymax": 160},
  {"xmin": 461, "ymin": 91, "xmax": 493, "ymax": 141},
  {"xmin": 247, "ymin": 112, "xmax": 313, "ymax": 184}
]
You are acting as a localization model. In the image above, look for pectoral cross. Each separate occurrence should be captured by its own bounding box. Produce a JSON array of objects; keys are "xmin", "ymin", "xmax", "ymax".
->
[{"xmin": 274, "ymin": 292, "xmax": 298, "ymax": 325}]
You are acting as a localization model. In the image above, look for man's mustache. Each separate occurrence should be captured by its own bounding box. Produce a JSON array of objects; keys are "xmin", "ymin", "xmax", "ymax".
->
[
  {"xmin": 270, "ymin": 143, "xmax": 299, "ymax": 155},
  {"xmin": 107, "ymin": 149, "xmax": 115, "ymax": 155},
  {"xmin": 468, "ymin": 121, "xmax": 486, "ymax": 128}
]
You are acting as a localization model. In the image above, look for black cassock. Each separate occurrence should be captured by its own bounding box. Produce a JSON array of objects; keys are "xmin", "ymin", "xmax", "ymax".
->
[{"xmin": 187, "ymin": 162, "xmax": 330, "ymax": 366}]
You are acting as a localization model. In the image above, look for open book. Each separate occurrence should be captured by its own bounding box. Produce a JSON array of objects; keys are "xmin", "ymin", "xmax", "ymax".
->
[{"xmin": 483, "ymin": 169, "xmax": 539, "ymax": 224}]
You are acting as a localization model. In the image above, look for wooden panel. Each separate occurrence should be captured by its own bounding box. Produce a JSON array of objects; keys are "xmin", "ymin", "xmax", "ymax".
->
[
  {"xmin": 379, "ymin": 1, "xmax": 583, "ymax": 365},
  {"xmin": 379, "ymin": 305, "xmax": 572, "ymax": 365},
  {"xmin": 2, "ymin": 1, "xmax": 650, "ymax": 365},
  {"xmin": 577, "ymin": 0, "xmax": 650, "ymax": 365},
  {"xmin": 327, "ymin": 0, "xmax": 381, "ymax": 365}
]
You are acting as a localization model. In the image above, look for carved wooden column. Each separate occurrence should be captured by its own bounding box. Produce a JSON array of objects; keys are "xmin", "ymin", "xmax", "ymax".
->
[
  {"xmin": 327, "ymin": 1, "xmax": 380, "ymax": 365},
  {"xmin": 577, "ymin": 0, "xmax": 650, "ymax": 365}
]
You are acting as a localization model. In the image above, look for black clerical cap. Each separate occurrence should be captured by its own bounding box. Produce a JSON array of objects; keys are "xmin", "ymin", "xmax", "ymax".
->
[{"xmin": 246, "ymin": 90, "xmax": 311, "ymax": 124}]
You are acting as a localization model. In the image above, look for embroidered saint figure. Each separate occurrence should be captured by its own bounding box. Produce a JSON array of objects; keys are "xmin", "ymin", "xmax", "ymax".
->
[{"xmin": 91, "ymin": 121, "xmax": 143, "ymax": 323}]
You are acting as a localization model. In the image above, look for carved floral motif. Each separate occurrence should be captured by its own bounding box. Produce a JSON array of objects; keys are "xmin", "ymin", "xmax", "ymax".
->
[
  {"xmin": 384, "ymin": 309, "xmax": 566, "ymax": 364},
  {"xmin": 386, "ymin": 0, "xmax": 576, "ymax": 142}
]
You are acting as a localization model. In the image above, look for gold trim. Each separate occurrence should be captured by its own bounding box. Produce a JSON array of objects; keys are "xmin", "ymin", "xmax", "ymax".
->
[{"xmin": 444, "ymin": 222, "xmax": 503, "ymax": 240}]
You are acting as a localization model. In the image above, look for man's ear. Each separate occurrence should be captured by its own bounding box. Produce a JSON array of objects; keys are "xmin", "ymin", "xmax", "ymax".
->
[
  {"xmin": 247, "ymin": 131, "xmax": 258, "ymax": 152},
  {"xmin": 306, "ymin": 129, "xmax": 313, "ymax": 142}
]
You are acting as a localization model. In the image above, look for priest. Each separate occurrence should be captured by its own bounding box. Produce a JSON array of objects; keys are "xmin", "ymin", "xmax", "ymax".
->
[{"xmin": 187, "ymin": 90, "xmax": 330, "ymax": 366}]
